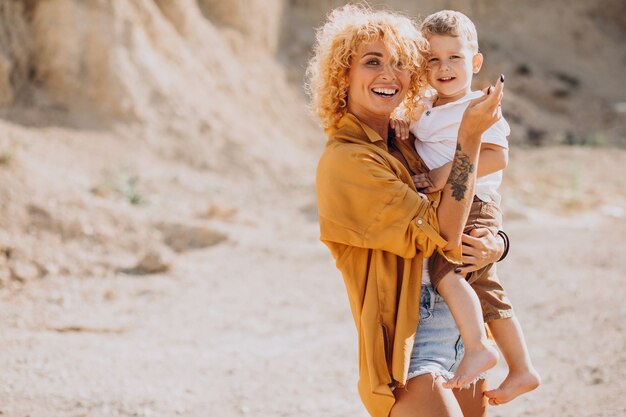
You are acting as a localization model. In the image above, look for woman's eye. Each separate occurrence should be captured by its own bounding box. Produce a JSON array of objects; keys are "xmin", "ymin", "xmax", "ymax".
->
[{"xmin": 366, "ymin": 59, "xmax": 380, "ymax": 65}]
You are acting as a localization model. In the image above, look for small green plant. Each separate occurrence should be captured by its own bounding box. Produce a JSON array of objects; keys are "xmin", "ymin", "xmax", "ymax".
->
[
  {"xmin": 0, "ymin": 151, "xmax": 13, "ymax": 165},
  {"xmin": 586, "ymin": 131, "xmax": 608, "ymax": 147},
  {"xmin": 563, "ymin": 131, "xmax": 609, "ymax": 147},
  {"xmin": 117, "ymin": 176, "xmax": 144, "ymax": 205},
  {"xmin": 0, "ymin": 142, "xmax": 16, "ymax": 166},
  {"xmin": 91, "ymin": 172, "xmax": 146, "ymax": 205},
  {"xmin": 563, "ymin": 166, "xmax": 583, "ymax": 210}
]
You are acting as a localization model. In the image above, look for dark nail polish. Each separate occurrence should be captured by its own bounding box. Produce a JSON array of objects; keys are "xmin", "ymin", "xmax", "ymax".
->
[
  {"xmin": 487, "ymin": 86, "xmax": 492, "ymax": 95},
  {"xmin": 500, "ymin": 74, "xmax": 505, "ymax": 83},
  {"xmin": 454, "ymin": 268, "xmax": 462, "ymax": 273}
]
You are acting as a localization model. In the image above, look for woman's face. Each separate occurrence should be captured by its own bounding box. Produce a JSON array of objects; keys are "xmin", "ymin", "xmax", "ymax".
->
[{"xmin": 346, "ymin": 39, "xmax": 410, "ymax": 120}]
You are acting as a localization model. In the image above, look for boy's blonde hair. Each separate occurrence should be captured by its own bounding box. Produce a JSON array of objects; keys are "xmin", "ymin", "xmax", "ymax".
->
[
  {"xmin": 420, "ymin": 10, "xmax": 479, "ymax": 53},
  {"xmin": 305, "ymin": 4, "xmax": 429, "ymax": 131}
]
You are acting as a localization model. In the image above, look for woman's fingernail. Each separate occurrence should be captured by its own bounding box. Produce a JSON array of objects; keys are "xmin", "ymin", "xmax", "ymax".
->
[
  {"xmin": 487, "ymin": 86, "xmax": 492, "ymax": 95},
  {"xmin": 500, "ymin": 74, "xmax": 505, "ymax": 83},
  {"xmin": 454, "ymin": 268, "xmax": 462, "ymax": 273}
]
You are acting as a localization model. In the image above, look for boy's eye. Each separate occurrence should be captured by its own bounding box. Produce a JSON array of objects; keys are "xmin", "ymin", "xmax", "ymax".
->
[
  {"xmin": 428, "ymin": 57, "xmax": 439, "ymax": 63},
  {"xmin": 450, "ymin": 55, "xmax": 462, "ymax": 60}
]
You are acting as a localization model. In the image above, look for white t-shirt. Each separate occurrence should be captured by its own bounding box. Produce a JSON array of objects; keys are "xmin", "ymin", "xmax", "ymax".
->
[{"xmin": 410, "ymin": 90, "xmax": 510, "ymax": 205}]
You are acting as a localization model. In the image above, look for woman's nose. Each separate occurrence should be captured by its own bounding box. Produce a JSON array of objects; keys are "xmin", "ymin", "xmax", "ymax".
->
[{"xmin": 380, "ymin": 63, "xmax": 396, "ymax": 79}]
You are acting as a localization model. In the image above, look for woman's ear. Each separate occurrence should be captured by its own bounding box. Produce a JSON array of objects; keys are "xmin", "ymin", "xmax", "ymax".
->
[{"xmin": 472, "ymin": 53, "xmax": 484, "ymax": 73}]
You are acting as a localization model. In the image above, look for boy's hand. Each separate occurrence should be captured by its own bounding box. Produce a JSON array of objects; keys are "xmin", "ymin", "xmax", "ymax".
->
[
  {"xmin": 389, "ymin": 118, "xmax": 410, "ymax": 141},
  {"xmin": 427, "ymin": 162, "xmax": 453, "ymax": 192},
  {"xmin": 412, "ymin": 173, "xmax": 434, "ymax": 191},
  {"xmin": 412, "ymin": 162, "xmax": 453, "ymax": 193}
]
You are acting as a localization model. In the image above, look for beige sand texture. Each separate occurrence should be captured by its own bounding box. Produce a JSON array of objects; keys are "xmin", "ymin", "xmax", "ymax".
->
[{"xmin": 0, "ymin": 1, "xmax": 624, "ymax": 416}]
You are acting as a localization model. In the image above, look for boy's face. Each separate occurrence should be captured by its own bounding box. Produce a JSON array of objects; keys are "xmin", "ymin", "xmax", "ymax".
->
[{"xmin": 425, "ymin": 34, "xmax": 483, "ymax": 105}]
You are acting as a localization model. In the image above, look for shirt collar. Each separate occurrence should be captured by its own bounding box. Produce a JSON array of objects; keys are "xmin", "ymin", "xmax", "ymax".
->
[{"xmin": 330, "ymin": 113, "xmax": 386, "ymax": 146}]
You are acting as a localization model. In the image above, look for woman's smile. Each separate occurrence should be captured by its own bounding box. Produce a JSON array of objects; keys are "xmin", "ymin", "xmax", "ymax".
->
[{"xmin": 371, "ymin": 87, "xmax": 400, "ymax": 98}]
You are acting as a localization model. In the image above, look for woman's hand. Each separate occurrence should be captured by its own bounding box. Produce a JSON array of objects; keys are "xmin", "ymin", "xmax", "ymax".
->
[
  {"xmin": 459, "ymin": 75, "xmax": 505, "ymax": 140},
  {"xmin": 455, "ymin": 228, "xmax": 504, "ymax": 274}
]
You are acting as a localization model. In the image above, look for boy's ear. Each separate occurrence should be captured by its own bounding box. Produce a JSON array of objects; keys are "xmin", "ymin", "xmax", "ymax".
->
[{"xmin": 472, "ymin": 53, "xmax": 484, "ymax": 73}]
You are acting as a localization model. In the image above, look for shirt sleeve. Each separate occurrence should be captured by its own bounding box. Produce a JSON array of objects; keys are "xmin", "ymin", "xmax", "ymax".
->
[
  {"xmin": 481, "ymin": 117, "xmax": 510, "ymax": 149},
  {"xmin": 317, "ymin": 144, "xmax": 452, "ymax": 259}
]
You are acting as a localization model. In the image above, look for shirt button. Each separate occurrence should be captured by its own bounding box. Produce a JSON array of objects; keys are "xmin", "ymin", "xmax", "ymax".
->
[
  {"xmin": 425, "ymin": 111, "xmax": 431, "ymax": 116},
  {"xmin": 417, "ymin": 219, "xmax": 423, "ymax": 225}
]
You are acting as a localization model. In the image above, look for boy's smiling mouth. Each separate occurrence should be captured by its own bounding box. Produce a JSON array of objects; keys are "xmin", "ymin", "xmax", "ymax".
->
[{"xmin": 438, "ymin": 76, "xmax": 456, "ymax": 82}]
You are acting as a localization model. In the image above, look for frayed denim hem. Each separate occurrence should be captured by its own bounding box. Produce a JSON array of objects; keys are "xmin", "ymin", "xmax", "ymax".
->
[
  {"xmin": 404, "ymin": 369, "xmax": 486, "ymax": 395},
  {"xmin": 406, "ymin": 368, "xmax": 454, "ymax": 383}
]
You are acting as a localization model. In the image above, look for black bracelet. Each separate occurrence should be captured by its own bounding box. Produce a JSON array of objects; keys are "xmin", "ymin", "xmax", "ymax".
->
[{"xmin": 496, "ymin": 230, "xmax": 510, "ymax": 262}]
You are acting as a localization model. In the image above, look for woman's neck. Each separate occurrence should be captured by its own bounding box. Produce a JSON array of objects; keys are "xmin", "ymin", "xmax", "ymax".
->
[{"xmin": 348, "ymin": 107, "xmax": 390, "ymax": 144}]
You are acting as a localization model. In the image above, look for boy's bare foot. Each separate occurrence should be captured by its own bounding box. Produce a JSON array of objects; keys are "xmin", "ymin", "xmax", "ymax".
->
[
  {"xmin": 443, "ymin": 344, "xmax": 498, "ymax": 389},
  {"xmin": 484, "ymin": 369, "xmax": 541, "ymax": 405}
]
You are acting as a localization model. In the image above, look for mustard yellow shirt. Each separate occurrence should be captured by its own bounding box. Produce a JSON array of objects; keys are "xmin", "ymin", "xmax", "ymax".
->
[{"xmin": 316, "ymin": 113, "xmax": 461, "ymax": 417}]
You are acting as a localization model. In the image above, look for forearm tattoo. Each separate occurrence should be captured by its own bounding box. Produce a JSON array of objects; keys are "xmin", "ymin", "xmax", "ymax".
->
[{"xmin": 447, "ymin": 143, "xmax": 474, "ymax": 201}]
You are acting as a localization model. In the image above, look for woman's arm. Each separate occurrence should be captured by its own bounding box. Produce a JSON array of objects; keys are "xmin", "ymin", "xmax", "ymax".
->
[
  {"xmin": 437, "ymin": 77, "xmax": 505, "ymax": 251},
  {"xmin": 454, "ymin": 228, "xmax": 506, "ymax": 274}
]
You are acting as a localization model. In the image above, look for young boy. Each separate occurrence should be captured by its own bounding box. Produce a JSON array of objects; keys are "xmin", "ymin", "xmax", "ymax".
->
[{"xmin": 395, "ymin": 10, "xmax": 540, "ymax": 405}]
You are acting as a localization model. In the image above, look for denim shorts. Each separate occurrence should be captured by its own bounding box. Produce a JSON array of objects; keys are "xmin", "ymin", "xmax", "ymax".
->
[{"xmin": 407, "ymin": 284, "xmax": 465, "ymax": 381}]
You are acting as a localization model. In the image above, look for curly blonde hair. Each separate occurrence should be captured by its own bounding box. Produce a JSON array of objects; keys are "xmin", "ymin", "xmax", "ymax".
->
[{"xmin": 305, "ymin": 4, "xmax": 429, "ymax": 131}]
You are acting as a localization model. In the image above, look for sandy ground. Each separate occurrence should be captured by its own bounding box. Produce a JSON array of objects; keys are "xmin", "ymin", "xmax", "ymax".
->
[
  {"xmin": 1, "ymin": 2, "xmax": 625, "ymax": 416},
  {"xmin": 1, "ymin": 170, "xmax": 625, "ymax": 417}
]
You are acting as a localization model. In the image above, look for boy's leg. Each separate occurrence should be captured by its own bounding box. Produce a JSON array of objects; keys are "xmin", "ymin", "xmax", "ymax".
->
[
  {"xmin": 461, "ymin": 199, "xmax": 539, "ymax": 403},
  {"xmin": 484, "ymin": 317, "xmax": 540, "ymax": 405},
  {"xmin": 436, "ymin": 271, "xmax": 498, "ymax": 389},
  {"xmin": 471, "ymin": 264, "xmax": 540, "ymax": 405}
]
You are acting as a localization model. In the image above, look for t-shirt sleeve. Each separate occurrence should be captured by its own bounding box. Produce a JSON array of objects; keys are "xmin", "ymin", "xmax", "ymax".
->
[
  {"xmin": 481, "ymin": 117, "xmax": 510, "ymax": 149},
  {"xmin": 316, "ymin": 144, "xmax": 449, "ymax": 259}
]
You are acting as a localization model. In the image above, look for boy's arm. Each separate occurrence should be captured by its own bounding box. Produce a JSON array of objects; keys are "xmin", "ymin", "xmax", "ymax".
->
[
  {"xmin": 389, "ymin": 118, "xmax": 411, "ymax": 141},
  {"xmin": 413, "ymin": 143, "xmax": 508, "ymax": 192},
  {"xmin": 390, "ymin": 101, "xmax": 428, "ymax": 141},
  {"xmin": 477, "ymin": 143, "xmax": 508, "ymax": 177},
  {"xmin": 413, "ymin": 162, "xmax": 451, "ymax": 193}
]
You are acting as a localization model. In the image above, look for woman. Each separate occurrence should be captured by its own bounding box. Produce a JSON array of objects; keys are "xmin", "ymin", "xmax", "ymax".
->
[{"xmin": 307, "ymin": 5, "xmax": 506, "ymax": 417}]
